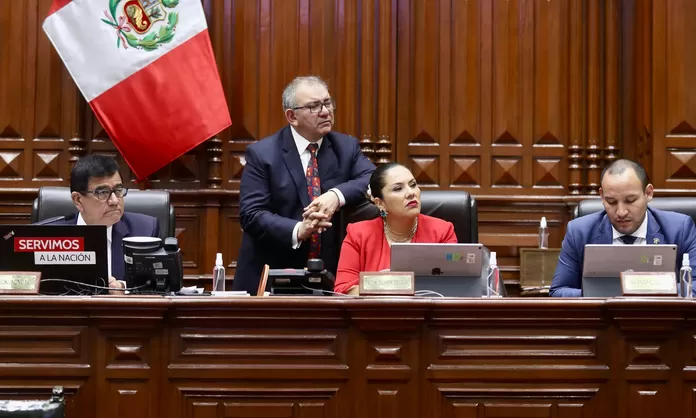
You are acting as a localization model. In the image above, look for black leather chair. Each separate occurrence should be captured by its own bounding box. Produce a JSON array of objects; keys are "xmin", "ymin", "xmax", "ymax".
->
[
  {"xmin": 0, "ymin": 386, "xmax": 64, "ymax": 417},
  {"xmin": 573, "ymin": 197, "xmax": 696, "ymax": 225},
  {"xmin": 336, "ymin": 190, "xmax": 478, "ymax": 246},
  {"xmin": 31, "ymin": 186, "xmax": 175, "ymax": 240}
]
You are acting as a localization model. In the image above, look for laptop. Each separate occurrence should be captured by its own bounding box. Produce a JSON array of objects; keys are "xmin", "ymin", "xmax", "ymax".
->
[
  {"xmin": 582, "ymin": 244, "xmax": 678, "ymax": 297},
  {"xmin": 0, "ymin": 224, "xmax": 109, "ymax": 295},
  {"xmin": 390, "ymin": 243, "xmax": 486, "ymax": 296}
]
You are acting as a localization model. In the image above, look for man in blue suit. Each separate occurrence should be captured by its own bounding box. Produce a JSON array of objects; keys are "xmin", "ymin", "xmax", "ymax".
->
[
  {"xmin": 235, "ymin": 76, "xmax": 376, "ymax": 294},
  {"xmin": 550, "ymin": 159, "xmax": 696, "ymax": 297},
  {"xmin": 55, "ymin": 155, "xmax": 159, "ymax": 293}
]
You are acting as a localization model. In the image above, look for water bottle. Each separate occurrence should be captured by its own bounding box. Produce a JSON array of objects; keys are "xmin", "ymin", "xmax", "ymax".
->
[
  {"xmin": 486, "ymin": 251, "xmax": 501, "ymax": 297},
  {"xmin": 538, "ymin": 216, "xmax": 549, "ymax": 249},
  {"xmin": 213, "ymin": 253, "xmax": 225, "ymax": 292},
  {"xmin": 680, "ymin": 253, "xmax": 692, "ymax": 298}
]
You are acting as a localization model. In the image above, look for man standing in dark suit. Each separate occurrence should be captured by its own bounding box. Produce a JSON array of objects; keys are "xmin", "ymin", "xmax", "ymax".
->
[
  {"xmin": 235, "ymin": 76, "xmax": 376, "ymax": 294},
  {"xmin": 56, "ymin": 155, "xmax": 159, "ymax": 293}
]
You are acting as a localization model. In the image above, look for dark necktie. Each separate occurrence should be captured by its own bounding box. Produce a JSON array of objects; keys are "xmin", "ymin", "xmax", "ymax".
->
[
  {"xmin": 305, "ymin": 143, "xmax": 321, "ymax": 259},
  {"xmin": 619, "ymin": 235, "xmax": 638, "ymax": 245}
]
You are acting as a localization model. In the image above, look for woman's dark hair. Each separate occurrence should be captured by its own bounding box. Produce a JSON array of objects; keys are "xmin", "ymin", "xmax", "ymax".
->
[
  {"xmin": 369, "ymin": 162, "xmax": 404, "ymax": 200},
  {"xmin": 70, "ymin": 154, "xmax": 121, "ymax": 193}
]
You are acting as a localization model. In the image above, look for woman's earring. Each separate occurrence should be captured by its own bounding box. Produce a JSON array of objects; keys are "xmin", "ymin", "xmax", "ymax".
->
[{"xmin": 380, "ymin": 209, "xmax": 387, "ymax": 219}]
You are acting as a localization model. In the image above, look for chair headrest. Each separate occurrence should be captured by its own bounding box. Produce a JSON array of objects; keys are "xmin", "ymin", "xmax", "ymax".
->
[
  {"xmin": 338, "ymin": 190, "xmax": 477, "ymax": 243},
  {"xmin": 575, "ymin": 197, "xmax": 696, "ymax": 225},
  {"xmin": 35, "ymin": 186, "xmax": 171, "ymax": 239}
]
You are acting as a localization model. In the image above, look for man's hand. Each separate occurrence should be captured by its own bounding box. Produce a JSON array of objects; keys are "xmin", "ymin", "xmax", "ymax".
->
[
  {"xmin": 303, "ymin": 191, "xmax": 340, "ymax": 221},
  {"xmin": 297, "ymin": 211, "xmax": 332, "ymax": 241},
  {"xmin": 108, "ymin": 276, "xmax": 125, "ymax": 295}
]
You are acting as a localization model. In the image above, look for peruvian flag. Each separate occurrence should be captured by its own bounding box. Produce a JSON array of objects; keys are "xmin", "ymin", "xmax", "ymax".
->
[{"xmin": 43, "ymin": 0, "xmax": 232, "ymax": 180}]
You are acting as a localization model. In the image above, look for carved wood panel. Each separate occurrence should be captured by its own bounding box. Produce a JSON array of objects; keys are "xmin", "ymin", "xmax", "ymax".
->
[
  {"xmin": 1, "ymin": 297, "xmax": 694, "ymax": 418},
  {"xmin": 3, "ymin": 0, "xmax": 696, "ymax": 286}
]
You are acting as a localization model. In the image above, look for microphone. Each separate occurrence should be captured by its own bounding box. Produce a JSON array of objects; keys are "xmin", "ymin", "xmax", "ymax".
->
[{"xmin": 32, "ymin": 212, "xmax": 77, "ymax": 226}]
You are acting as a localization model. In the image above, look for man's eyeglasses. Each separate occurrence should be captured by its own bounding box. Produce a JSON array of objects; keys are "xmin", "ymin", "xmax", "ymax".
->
[
  {"xmin": 292, "ymin": 99, "xmax": 336, "ymax": 114},
  {"xmin": 83, "ymin": 187, "xmax": 128, "ymax": 201}
]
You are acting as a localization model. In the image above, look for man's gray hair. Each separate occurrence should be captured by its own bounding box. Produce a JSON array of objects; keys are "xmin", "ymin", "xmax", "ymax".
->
[{"xmin": 282, "ymin": 76, "xmax": 329, "ymax": 111}]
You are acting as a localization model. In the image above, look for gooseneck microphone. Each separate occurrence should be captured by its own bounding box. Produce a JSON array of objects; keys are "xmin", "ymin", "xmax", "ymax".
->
[{"xmin": 32, "ymin": 212, "xmax": 77, "ymax": 226}]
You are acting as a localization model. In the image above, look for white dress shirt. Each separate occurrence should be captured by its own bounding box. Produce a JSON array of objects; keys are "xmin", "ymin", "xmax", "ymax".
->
[
  {"xmin": 611, "ymin": 213, "xmax": 648, "ymax": 245},
  {"xmin": 290, "ymin": 126, "xmax": 345, "ymax": 248},
  {"xmin": 77, "ymin": 213, "xmax": 114, "ymax": 277}
]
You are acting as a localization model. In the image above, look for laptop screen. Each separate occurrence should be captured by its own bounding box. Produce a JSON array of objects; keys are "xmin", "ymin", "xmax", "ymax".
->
[
  {"xmin": 389, "ymin": 243, "xmax": 490, "ymax": 297},
  {"xmin": 0, "ymin": 224, "xmax": 109, "ymax": 295},
  {"xmin": 390, "ymin": 243, "xmax": 484, "ymax": 277},
  {"xmin": 581, "ymin": 244, "xmax": 678, "ymax": 297}
]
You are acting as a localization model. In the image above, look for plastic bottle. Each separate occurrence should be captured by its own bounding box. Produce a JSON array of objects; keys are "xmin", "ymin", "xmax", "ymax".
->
[
  {"xmin": 539, "ymin": 216, "xmax": 549, "ymax": 249},
  {"xmin": 213, "ymin": 253, "xmax": 225, "ymax": 292},
  {"xmin": 487, "ymin": 251, "xmax": 501, "ymax": 297},
  {"xmin": 680, "ymin": 253, "xmax": 692, "ymax": 298}
]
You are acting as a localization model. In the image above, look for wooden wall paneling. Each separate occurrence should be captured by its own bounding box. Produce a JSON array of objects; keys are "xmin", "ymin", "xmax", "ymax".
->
[
  {"xmin": 358, "ymin": 0, "xmax": 376, "ymax": 160},
  {"xmin": 633, "ymin": 0, "xmax": 653, "ymax": 172},
  {"xmin": 605, "ymin": 0, "xmax": 622, "ymax": 167},
  {"xmin": 396, "ymin": 0, "xmax": 573, "ymax": 194},
  {"xmin": 0, "ymin": 0, "xmax": 77, "ymax": 186},
  {"xmin": 218, "ymin": 0, "xmax": 259, "ymax": 189},
  {"xmin": 567, "ymin": 0, "xmax": 586, "ymax": 194},
  {"xmin": 376, "ymin": 0, "xmax": 397, "ymax": 163},
  {"xmin": 530, "ymin": 0, "xmax": 569, "ymax": 192},
  {"xmin": 396, "ymin": 0, "xmax": 445, "ymax": 188},
  {"xmin": 586, "ymin": 0, "xmax": 604, "ymax": 193},
  {"xmin": 7, "ymin": 0, "xmax": 696, "ymax": 293},
  {"xmin": 0, "ymin": 190, "xmax": 33, "ymax": 225},
  {"xmin": 476, "ymin": 197, "xmax": 571, "ymax": 296},
  {"xmin": 652, "ymin": 0, "xmax": 696, "ymax": 191},
  {"xmin": 620, "ymin": 0, "xmax": 637, "ymax": 165}
]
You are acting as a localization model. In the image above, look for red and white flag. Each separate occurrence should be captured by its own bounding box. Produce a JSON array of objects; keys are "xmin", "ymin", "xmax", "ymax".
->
[{"xmin": 43, "ymin": 0, "xmax": 232, "ymax": 180}]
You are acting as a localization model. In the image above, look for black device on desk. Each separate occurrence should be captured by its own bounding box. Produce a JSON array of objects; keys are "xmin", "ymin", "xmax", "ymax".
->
[
  {"xmin": 123, "ymin": 237, "xmax": 183, "ymax": 293},
  {"xmin": 0, "ymin": 224, "xmax": 109, "ymax": 295},
  {"xmin": 267, "ymin": 259, "xmax": 335, "ymax": 295}
]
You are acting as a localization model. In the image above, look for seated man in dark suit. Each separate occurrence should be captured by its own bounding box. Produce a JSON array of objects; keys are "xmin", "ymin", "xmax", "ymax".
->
[
  {"xmin": 235, "ymin": 76, "xmax": 376, "ymax": 294},
  {"xmin": 56, "ymin": 155, "xmax": 159, "ymax": 293},
  {"xmin": 551, "ymin": 159, "xmax": 696, "ymax": 297}
]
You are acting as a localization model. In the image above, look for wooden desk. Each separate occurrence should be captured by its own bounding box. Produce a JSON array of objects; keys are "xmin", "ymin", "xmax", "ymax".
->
[{"xmin": 0, "ymin": 296, "xmax": 694, "ymax": 418}]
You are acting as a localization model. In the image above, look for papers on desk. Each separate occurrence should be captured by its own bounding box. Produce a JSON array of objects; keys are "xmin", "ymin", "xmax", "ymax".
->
[
  {"xmin": 177, "ymin": 286, "xmax": 268, "ymax": 297},
  {"xmin": 178, "ymin": 286, "xmax": 205, "ymax": 295},
  {"xmin": 211, "ymin": 291, "xmax": 251, "ymax": 297}
]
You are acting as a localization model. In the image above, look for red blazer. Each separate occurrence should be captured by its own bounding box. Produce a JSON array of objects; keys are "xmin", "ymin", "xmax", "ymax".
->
[{"xmin": 334, "ymin": 214, "xmax": 457, "ymax": 293}]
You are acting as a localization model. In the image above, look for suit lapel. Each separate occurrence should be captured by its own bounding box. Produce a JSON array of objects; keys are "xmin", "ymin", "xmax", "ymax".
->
[
  {"xmin": 317, "ymin": 134, "xmax": 338, "ymax": 185},
  {"xmin": 593, "ymin": 214, "xmax": 614, "ymax": 244},
  {"xmin": 281, "ymin": 127, "xmax": 311, "ymax": 208},
  {"xmin": 646, "ymin": 210, "xmax": 664, "ymax": 245},
  {"xmin": 111, "ymin": 219, "xmax": 129, "ymax": 280}
]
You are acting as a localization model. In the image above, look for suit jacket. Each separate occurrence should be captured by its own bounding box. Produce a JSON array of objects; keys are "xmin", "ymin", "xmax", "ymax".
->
[
  {"xmin": 56, "ymin": 212, "xmax": 159, "ymax": 281},
  {"xmin": 235, "ymin": 126, "xmax": 376, "ymax": 294},
  {"xmin": 550, "ymin": 207, "xmax": 696, "ymax": 297},
  {"xmin": 333, "ymin": 214, "xmax": 457, "ymax": 293}
]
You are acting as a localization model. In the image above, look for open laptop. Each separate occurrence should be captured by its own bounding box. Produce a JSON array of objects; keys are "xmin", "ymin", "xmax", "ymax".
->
[
  {"xmin": 390, "ymin": 243, "xmax": 486, "ymax": 296},
  {"xmin": 582, "ymin": 244, "xmax": 678, "ymax": 297},
  {"xmin": 0, "ymin": 224, "xmax": 109, "ymax": 295}
]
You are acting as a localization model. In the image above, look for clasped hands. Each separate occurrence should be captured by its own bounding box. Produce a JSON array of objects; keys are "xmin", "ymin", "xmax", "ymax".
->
[{"xmin": 297, "ymin": 191, "xmax": 340, "ymax": 241}]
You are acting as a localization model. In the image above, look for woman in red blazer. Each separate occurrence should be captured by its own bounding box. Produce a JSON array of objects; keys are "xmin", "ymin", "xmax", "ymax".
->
[{"xmin": 334, "ymin": 163, "xmax": 457, "ymax": 294}]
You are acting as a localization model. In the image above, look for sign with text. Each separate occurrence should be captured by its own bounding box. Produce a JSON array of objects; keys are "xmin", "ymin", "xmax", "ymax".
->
[
  {"xmin": 359, "ymin": 272, "xmax": 415, "ymax": 296},
  {"xmin": 0, "ymin": 272, "xmax": 41, "ymax": 294},
  {"xmin": 620, "ymin": 271, "xmax": 677, "ymax": 296}
]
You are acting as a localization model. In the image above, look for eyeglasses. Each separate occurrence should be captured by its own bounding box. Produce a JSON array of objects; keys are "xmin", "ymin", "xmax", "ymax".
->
[
  {"xmin": 83, "ymin": 187, "xmax": 128, "ymax": 201},
  {"xmin": 292, "ymin": 99, "xmax": 336, "ymax": 114}
]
